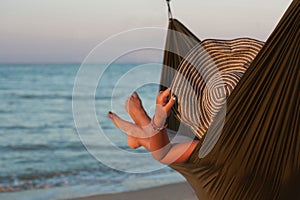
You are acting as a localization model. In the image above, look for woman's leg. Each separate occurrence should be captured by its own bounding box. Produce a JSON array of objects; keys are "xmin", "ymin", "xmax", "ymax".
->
[
  {"xmin": 108, "ymin": 92, "xmax": 172, "ymax": 152},
  {"xmin": 124, "ymin": 92, "xmax": 151, "ymax": 149},
  {"xmin": 149, "ymin": 89, "xmax": 198, "ymax": 163},
  {"xmin": 108, "ymin": 90, "xmax": 199, "ymax": 164},
  {"xmin": 125, "ymin": 92, "xmax": 150, "ymax": 127}
]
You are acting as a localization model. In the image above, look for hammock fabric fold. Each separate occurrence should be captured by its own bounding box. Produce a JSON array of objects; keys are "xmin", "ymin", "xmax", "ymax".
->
[
  {"xmin": 160, "ymin": 19, "xmax": 201, "ymax": 133},
  {"xmin": 160, "ymin": 0, "xmax": 300, "ymax": 199},
  {"xmin": 160, "ymin": 19, "xmax": 201, "ymax": 91}
]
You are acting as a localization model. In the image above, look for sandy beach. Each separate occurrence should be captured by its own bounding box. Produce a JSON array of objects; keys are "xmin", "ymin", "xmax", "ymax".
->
[{"xmin": 74, "ymin": 182, "xmax": 197, "ymax": 200}]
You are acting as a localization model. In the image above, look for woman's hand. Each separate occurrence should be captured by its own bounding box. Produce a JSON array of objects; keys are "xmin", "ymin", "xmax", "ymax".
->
[{"xmin": 154, "ymin": 88, "xmax": 176, "ymax": 128}]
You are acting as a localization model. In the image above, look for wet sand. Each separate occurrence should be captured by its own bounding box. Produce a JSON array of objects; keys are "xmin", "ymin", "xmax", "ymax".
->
[{"xmin": 74, "ymin": 182, "xmax": 197, "ymax": 200}]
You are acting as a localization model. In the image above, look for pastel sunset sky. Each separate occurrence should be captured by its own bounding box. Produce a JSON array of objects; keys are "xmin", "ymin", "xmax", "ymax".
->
[{"xmin": 0, "ymin": 0, "xmax": 292, "ymax": 63}]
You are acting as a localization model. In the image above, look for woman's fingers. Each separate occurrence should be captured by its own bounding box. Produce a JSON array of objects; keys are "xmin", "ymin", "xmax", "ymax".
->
[
  {"xmin": 162, "ymin": 88, "xmax": 171, "ymax": 97},
  {"xmin": 156, "ymin": 88, "xmax": 176, "ymax": 113},
  {"xmin": 164, "ymin": 95, "xmax": 176, "ymax": 113},
  {"xmin": 157, "ymin": 88, "xmax": 171, "ymax": 105},
  {"xmin": 162, "ymin": 88, "xmax": 171, "ymax": 104}
]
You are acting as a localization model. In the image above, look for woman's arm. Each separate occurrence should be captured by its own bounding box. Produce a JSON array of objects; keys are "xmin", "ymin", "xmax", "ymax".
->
[
  {"xmin": 149, "ymin": 88, "xmax": 198, "ymax": 164},
  {"xmin": 158, "ymin": 141, "xmax": 199, "ymax": 164}
]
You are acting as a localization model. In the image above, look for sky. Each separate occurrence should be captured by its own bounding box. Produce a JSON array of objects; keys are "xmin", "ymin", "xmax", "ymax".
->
[{"xmin": 0, "ymin": 0, "xmax": 293, "ymax": 63}]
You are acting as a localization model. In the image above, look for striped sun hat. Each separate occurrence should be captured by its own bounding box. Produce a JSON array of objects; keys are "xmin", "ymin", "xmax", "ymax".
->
[{"xmin": 170, "ymin": 38, "xmax": 264, "ymax": 139}]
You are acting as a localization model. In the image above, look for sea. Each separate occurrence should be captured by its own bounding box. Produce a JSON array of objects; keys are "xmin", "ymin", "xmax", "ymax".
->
[{"xmin": 0, "ymin": 63, "xmax": 185, "ymax": 200}]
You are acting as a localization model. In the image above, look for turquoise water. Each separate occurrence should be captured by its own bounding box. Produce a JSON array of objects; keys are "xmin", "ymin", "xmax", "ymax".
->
[{"xmin": 0, "ymin": 64, "xmax": 184, "ymax": 199}]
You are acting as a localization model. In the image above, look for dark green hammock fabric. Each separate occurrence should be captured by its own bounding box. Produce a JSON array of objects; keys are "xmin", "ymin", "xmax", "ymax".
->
[
  {"xmin": 161, "ymin": 0, "xmax": 300, "ymax": 199},
  {"xmin": 160, "ymin": 19, "xmax": 201, "ymax": 91},
  {"xmin": 160, "ymin": 19, "xmax": 201, "ymax": 133}
]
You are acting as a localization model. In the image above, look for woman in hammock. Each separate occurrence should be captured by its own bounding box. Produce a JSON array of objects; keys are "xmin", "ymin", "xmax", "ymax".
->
[{"xmin": 108, "ymin": 88, "xmax": 198, "ymax": 165}]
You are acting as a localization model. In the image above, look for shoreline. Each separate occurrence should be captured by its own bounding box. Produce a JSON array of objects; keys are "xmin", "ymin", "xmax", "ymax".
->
[
  {"xmin": 74, "ymin": 182, "xmax": 197, "ymax": 200},
  {"xmin": 0, "ymin": 174, "xmax": 191, "ymax": 200}
]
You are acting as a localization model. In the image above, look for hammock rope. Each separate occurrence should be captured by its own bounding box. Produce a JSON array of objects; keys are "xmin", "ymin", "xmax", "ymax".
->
[{"xmin": 166, "ymin": 0, "xmax": 173, "ymax": 19}]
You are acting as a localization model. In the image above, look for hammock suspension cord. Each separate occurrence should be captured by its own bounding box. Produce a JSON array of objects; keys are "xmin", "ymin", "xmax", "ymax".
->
[{"xmin": 166, "ymin": 0, "xmax": 173, "ymax": 19}]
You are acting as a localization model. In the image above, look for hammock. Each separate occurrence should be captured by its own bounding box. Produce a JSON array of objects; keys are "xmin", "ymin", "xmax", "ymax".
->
[
  {"xmin": 160, "ymin": 0, "xmax": 300, "ymax": 199},
  {"xmin": 160, "ymin": 18, "xmax": 201, "ymax": 133}
]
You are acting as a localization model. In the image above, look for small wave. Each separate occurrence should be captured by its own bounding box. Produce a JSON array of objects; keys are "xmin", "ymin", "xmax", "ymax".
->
[
  {"xmin": 3, "ymin": 144, "xmax": 51, "ymax": 151},
  {"xmin": 0, "ymin": 125, "xmax": 47, "ymax": 130},
  {"xmin": 1, "ymin": 142, "xmax": 84, "ymax": 151},
  {"xmin": 0, "ymin": 123, "xmax": 72, "ymax": 131},
  {"xmin": 0, "ymin": 179, "xmax": 68, "ymax": 193},
  {"xmin": 3, "ymin": 92, "xmax": 122, "ymax": 101},
  {"xmin": 11, "ymin": 93, "xmax": 73, "ymax": 100},
  {"xmin": 0, "ymin": 167, "xmax": 118, "ymax": 193},
  {"xmin": 0, "ymin": 110, "xmax": 13, "ymax": 114}
]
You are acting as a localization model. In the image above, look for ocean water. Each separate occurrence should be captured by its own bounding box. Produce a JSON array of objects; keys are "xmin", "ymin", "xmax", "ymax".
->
[{"xmin": 0, "ymin": 64, "xmax": 184, "ymax": 200}]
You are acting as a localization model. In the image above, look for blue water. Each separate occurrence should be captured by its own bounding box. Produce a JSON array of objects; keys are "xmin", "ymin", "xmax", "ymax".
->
[{"xmin": 0, "ymin": 64, "xmax": 184, "ymax": 199}]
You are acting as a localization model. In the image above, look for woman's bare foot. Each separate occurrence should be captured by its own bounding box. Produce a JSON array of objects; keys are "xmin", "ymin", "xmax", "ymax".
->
[
  {"xmin": 125, "ymin": 92, "xmax": 151, "ymax": 126},
  {"xmin": 107, "ymin": 111, "xmax": 141, "ymax": 149},
  {"xmin": 107, "ymin": 93, "xmax": 152, "ymax": 149},
  {"xmin": 122, "ymin": 92, "xmax": 152, "ymax": 149}
]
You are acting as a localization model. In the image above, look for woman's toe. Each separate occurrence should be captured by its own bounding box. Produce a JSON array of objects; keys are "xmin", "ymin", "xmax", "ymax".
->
[
  {"xmin": 125, "ymin": 99, "xmax": 129, "ymax": 111},
  {"xmin": 108, "ymin": 111, "xmax": 114, "ymax": 119},
  {"xmin": 132, "ymin": 92, "xmax": 138, "ymax": 98}
]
